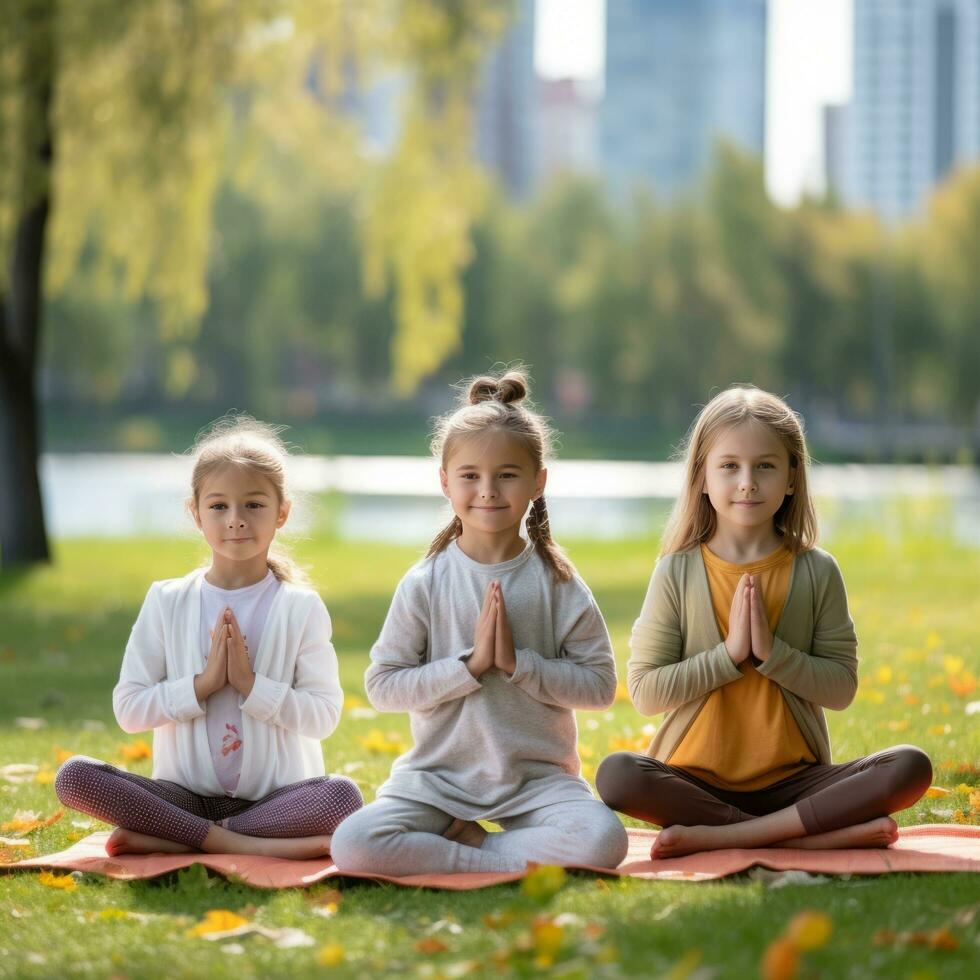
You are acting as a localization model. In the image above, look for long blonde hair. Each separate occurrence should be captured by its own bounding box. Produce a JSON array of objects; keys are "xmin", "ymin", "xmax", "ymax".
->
[
  {"xmin": 660, "ymin": 386, "xmax": 818, "ymax": 556},
  {"xmin": 428, "ymin": 369, "xmax": 575, "ymax": 582},
  {"xmin": 188, "ymin": 414, "xmax": 309, "ymax": 584}
]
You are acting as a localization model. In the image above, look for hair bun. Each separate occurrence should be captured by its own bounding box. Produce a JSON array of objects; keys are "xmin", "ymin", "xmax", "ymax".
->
[{"xmin": 467, "ymin": 371, "xmax": 528, "ymax": 406}]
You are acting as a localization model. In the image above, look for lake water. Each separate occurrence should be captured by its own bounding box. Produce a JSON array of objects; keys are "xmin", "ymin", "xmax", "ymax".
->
[{"xmin": 39, "ymin": 454, "xmax": 980, "ymax": 546}]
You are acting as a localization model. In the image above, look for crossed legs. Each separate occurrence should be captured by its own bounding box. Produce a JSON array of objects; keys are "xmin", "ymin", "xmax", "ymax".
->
[
  {"xmin": 596, "ymin": 745, "xmax": 932, "ymax": 857},
  {"xmin": 55, "ymin": 756, "xmax": 363, "ymax": 858}
]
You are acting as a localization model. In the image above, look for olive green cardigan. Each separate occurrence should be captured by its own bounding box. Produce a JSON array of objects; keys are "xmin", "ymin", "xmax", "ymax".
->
[{"xmin": 627, "ymin": 545, "xmax": 858, "ymax": 766}]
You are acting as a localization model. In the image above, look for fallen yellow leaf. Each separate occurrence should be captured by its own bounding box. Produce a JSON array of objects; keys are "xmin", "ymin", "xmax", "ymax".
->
[
  {"xmin": 120, "ymin": 740, "xmax": 152, "ymax": 762},
  {"xmin": 761, "ymin": 938, "xmax": 798, "ymax": 980},
  {"xmin": 607, "ymin": 734, "xmax": 649, "ymax": 753},
  {"xmin": 522, "ymin": 864, "xmax": 566, "ymax": 901},
  {"xmin": 414, "ymin": 937, "xmax": 448, "ymax": 954},
  {"xmin": 37, "ymin": 871, "xmax": 77, "ymax": 891},
  {"xmin": 1, "ymin": 810, "xmax": 64, "ymax": 836},
  {"xmin": 356, "ymin": 730, "xmax": 407, "ymax": 755},
  {"xmin": 948, "ymin": 673, "xmax": 977, "ymax": 697},
  {"xmin": 785, "ymin": 911, "xmax": 832, "ymax": 951},
  {"xmin": 925, "ymin": 786, "xmax": 951, "ymax": 798},
  {"xmin": 857, "ymin": 689, "xmax": 885, "ymax": 705},
  {"xmin": 316, "ymin": 944, "xmax": 345, "ymax": 966},
  {"xmin": 186, "ymin": 909, "xmax": 250, "ymax": 938},
  {"xmin": 532, "ymin": 918, "xmax": 564, "ymax": 959}
]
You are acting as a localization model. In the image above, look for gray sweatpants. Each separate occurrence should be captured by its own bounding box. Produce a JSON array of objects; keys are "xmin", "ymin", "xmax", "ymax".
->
[{"xmin": 330, "ymin": 796, "xmax": 629, "ymax": 875}]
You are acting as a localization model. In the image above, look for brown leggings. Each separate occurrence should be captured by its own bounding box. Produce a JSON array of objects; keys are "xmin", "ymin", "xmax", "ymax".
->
[{"xmin": 595, "ymin": 744, "xmax": 933, "ymax": 836}]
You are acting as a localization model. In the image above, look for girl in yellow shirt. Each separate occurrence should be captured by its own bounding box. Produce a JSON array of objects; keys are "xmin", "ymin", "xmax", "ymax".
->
[{"xmin": 597, "ymin": 386, "xmax": 932, "ymax": 857}]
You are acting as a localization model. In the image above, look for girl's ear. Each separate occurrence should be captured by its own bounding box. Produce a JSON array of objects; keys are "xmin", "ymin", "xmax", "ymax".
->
[
  {"xmin": 533, "ymin": 467, "xmax": 548, "ymax": 501},
  {"xmin": 439, "ymin": 467, "xmax": 450, "ymax": 499},
  {"xmin": 277, "ymin": 499, "xmax": 292, "ymax": 528},
  {"xmin": 189, "ymin": 501, "xmax": 203, "ymax": 530}
]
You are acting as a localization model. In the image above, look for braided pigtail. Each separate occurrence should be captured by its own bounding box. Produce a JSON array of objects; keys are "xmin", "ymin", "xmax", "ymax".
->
[
  {"xmin": 425, "ymin": 515, "xmax": 463, "ymax": 559},
  {"xmin": 525, "ymin": 496, "xmax": 573, "ymax": 582}
]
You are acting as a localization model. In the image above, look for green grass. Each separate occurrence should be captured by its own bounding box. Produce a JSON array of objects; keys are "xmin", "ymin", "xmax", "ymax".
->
[{"xmin": 1, "ymin": 532, "xmax": 979, "ymax": 978}]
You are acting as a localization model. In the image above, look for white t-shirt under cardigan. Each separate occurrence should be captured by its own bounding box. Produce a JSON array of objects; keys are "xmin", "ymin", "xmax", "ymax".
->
[
  {"xmin": 366, "ymin": 539, "xmax": 619, "ymax": 821},
  {"xmin": 113, "ymin": 568, "xmax": 344, "ymax": 801},
  {"xmin": 199, "ymin": 570, "xmax": 281, "ymax": 794}
]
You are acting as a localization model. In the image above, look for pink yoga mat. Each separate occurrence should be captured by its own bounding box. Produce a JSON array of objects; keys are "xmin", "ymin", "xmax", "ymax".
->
[{"xmin": 7, "ymin": 825, "xmax": 979, "ymax": 890}]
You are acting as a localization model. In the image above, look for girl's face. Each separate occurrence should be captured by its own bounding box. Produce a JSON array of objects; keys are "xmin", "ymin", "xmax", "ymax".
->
[
  {"xmin": 702, "ymin": 421, "xmax": 794, "ymax": 533},
  {"xmin": 440, "ymin": 431, "xmax": 546, "ymax": 539},
  {"xmin": 192, "ymin": 464, "xmax": 290, "ymax": 565}
]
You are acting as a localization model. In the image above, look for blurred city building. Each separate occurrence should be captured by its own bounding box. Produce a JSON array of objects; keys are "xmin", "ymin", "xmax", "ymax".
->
[
  {"xmin": 836, "ymin": 0, "xmax": 980, "ymax": 220},
  {"xmin": 599, "ymin": 0, "xmax": 767, "ymax": 198},
  {"xmin": 474, "ymin": 0, "xmax": 538, "ymax": 198},
  {"xmin": 534, "ymin": 77, "xmax": 600, "ymax": 187},
  {"xmin": 823, "ymin": 103, "xmax": 851, "ymax": 202}
]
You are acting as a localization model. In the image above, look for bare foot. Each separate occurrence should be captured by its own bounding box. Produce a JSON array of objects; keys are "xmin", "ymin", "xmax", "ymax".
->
[
  {"xmin": 652, "ymin": 816, "xmax": 901, "ymax": 859},
  {"xmin": 201, "ymin": 825, "xmax": 333, "ymax": 859},
  {"xmin": 651, "ymin": 825, "xmax": 714, "ymax": 859},
  {"xmin": 249, "ymin": 834, "xmax": 332, "ymax": 860},
  {"xmin": 106, "ymin": 828, "xmax": 194, "ymax": 856},
  {"xmin": 443, "ymin": 819, "xmax": 487, "ymax": 849},
  {"xmin": 773, "ymin": 817, "xmax": 899, "ymax": 850}
]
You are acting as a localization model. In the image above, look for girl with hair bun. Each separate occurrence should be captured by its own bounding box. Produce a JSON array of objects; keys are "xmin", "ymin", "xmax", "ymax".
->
[
  {"xmin": 55, "ymin": 415, "xmax": 363, "ymax": 859},
  {"xmin": 331, "ymin": 369, "xmax": 629, "ymax": 875}
]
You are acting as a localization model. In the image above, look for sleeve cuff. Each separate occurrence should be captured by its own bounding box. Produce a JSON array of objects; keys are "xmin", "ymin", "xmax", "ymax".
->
[
  {"xmin": 165, "ymin": 675, "xmax": 206, "ymax": 723},
  {"xmin": 756, "ymin": 637, "xmax": 794, "ymax": 679},
  {"xmin": 241, "ymin": 672, "xmax": 289, "ymax": 723},
  {"xmin": 505, "ymin": 648, "xmax": 535, "ymax": 685},
  {"xmin": 709, "ymin": 642, "xmax": 744, "ymax": 683},
  {"xmin": 451, "ymin": 651, "xmax": 484, "ymax": 693}
]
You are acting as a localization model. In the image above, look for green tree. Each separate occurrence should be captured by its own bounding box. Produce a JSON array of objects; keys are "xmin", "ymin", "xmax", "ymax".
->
[
  {"xmin": 918, "ymin": 166, "xmax": 980, "ymax": 423},
  {"xmin": 0, "ymin": 0, "xmax": 506, "ymax": 566}
]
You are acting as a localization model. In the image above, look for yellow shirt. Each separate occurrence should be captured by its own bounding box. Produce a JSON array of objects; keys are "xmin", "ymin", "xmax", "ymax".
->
[{"xmin": 666, "ymin": 544, "xmax": 816, "ymax": 790}]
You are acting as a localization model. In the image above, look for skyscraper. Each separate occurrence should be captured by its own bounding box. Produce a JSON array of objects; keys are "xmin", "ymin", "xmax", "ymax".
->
[
  {"xmin": 474, "ymin": 0, "xmax": 538, "ymax": 198},
  {"xmin": 600, "ymin": 0, "xmax": 767, "ymax": 198},
  {"xmin": 844, "ymin": 0, "xmax": 980, "ymax": 221}
]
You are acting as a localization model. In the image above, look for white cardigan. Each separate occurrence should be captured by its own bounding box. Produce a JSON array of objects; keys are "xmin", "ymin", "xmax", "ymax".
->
[{"xmin": 113, "ymin": 569, "xmax": 344, "ymax": 800}]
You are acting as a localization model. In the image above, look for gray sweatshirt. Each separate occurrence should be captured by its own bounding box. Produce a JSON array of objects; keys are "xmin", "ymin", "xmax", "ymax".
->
[{"xmin": 366, "ymin": 539, "xmax": 618, "ymax": 820}]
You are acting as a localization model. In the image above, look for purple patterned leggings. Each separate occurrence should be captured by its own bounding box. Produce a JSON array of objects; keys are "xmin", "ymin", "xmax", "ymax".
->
[{"xmin": 55, "ymin": 756, "xmax": 363, "ymax": 849}]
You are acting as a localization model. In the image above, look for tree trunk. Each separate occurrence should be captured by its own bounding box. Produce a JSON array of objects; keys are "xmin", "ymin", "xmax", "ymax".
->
[
  {"xmin": 0, "ymin": 331, "xmax": 49, "ymax": 565},
  {"xmin": 0, "ymin": 2, "xmax": 55, "ymax": 567}
]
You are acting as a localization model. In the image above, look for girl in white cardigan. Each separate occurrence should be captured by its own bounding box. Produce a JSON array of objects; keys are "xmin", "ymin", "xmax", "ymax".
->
[{"xmin": 56, "ymin": 416, "xmax": 362, "ymax": 859}]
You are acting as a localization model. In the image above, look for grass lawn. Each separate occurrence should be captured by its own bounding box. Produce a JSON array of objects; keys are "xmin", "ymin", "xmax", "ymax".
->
[{"xmin": 1, "ymin": 530, "xmax": 978, "ymax": 978}]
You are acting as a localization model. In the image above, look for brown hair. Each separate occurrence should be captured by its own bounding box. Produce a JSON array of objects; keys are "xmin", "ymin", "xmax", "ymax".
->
[
  {"xmin": 660, "ymin": 385, "xmax": 818, "ymax": 556},
  {"xmin": 188, "ymin": 414, "xmax": 309, "ymax": 585},
  {"xmin": 427, "ymin": 369, "xmax": 575, "ymax": 582}
]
